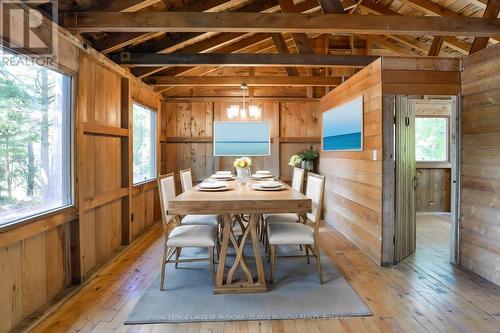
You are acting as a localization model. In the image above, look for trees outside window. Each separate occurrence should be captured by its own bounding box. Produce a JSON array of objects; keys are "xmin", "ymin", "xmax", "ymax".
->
[
  {"xmin": 133, "ymin": 103, "xmax": 156, "ymax": 185},
  {"xmin": 415, "ymin": 117, "xmax": 448, "ymax": 162},
  {"xmin": 0, "ymin": 52, "xmax": 72, "ymax": 227}
]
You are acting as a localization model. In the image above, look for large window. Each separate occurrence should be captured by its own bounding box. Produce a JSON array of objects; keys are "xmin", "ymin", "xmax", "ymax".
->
[
  {"xmin": 133, "ymin": 103, "xmax": 156, "ymax": 185},
  {"xmin": 0, "ymin": 52, "xmax": 72, "ymax": 227},
  {"xmin": 415, "ymin": 117, "xmax": 448, "ymax": 162}
]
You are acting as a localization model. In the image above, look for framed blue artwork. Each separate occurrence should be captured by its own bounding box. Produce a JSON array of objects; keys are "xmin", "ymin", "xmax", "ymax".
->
[
  {"xmin": 322, "ymin": 95, "xmax": 363, "ymax": 151},
  {"xmin": 213, "ymin": 122, "xmax": 270, "ymax": 156}
]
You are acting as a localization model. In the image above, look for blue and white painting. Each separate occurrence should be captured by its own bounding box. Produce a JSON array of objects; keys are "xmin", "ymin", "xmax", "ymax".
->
[
  {"xmin": 322, "ymin": 95, "xmax": 363, "ymax": 151},
  {"xmin": 214, "ymin": 122, "xmax": 270, "ymax": 156}
]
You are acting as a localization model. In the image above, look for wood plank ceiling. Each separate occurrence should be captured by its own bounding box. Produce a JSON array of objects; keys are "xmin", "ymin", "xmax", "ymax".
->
[{"xmin": 49, "ymin": 0, "xmax": 500, "ymax": 98}]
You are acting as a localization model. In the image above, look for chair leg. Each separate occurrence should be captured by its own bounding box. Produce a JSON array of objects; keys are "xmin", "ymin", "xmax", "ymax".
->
[
  {"xmin": 160, "ymin": 246, "xmax": 170, "ymax": 291},
  {"xmin": 175, "ymin": 247, "xmax": 182, "ymax": 268},
  {"xmin": 305, "ymin": 245, "xmax": 310, "ymax": 264},
  {"xmin": 314, "ymin": 243, "xmax": 323, "ymax": 284},
  {"xmin": 270, "ymin": 245, "xmax": 276, "ymax": 284},
  {"xmin": 209, "ymin": 247, "xmax": 216, "ymax": 283}
]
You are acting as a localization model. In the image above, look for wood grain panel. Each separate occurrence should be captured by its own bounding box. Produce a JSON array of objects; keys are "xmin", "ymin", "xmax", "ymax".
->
[
  {"xmin": 319, "ymin": 58, "xmax": 383, "ymax": 264},
  {"xmin": 416, "ymin": 168, "xmax": 451, "ymax": 212},
  {"xmin": 460, "ymin": 44, "xmax": 500, "ymax": 286}
]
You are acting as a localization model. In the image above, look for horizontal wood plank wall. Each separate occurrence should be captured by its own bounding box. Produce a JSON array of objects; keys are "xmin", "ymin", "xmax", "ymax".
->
[
  {"xmin": 460, "ymin": 44, "xmax": 500, "ymax": 286},
  {"xmin": 0, "ymin": 36, "xmax": 80, "ymax": 333},
  {"xmin": 319, "ymin": 59, "xmax": 383, "ymax": 264},
  {"xmin": 130, "ymin": 82, "xmax": 162, "ymax": 239},
  {"xmin": 160, "ymin": 100, "xmax": 318, "ymax": 188},
  {"xmin": 381, "ymin": 57, "xmax": 461, "ymax": 95},
  {"xmin": 77, "ymin": 52, "xmax": 124, "ymax": 279}
]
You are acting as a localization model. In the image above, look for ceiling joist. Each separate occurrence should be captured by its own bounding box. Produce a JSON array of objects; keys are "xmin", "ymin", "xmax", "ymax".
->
[
  {"xmin": 112, "ymin": 53, "xmax": 379, "ymax": 67},
  {"xmin": 61, "ymin": 12, "xmax": 500, "ymax": 36},
  {"xmin": 144, "ymin": 76, "xmax": 344, "ymax": 87}
]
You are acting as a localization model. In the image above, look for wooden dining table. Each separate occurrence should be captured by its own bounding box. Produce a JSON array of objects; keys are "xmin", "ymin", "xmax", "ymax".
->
[{"xmin": 167, "ymin": 178, "xmax": 311, "ymax": 294}]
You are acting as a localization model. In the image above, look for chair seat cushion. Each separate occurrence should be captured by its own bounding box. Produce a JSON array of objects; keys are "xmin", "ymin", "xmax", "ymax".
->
[
  {"xmin": 182, "ymin": 214, "xmax": 219, "ymax": 226},
  {"xmin": 167, "ymin": 225, "xmax": 216, "ymax": 247},
  {"xmin": 264, "ymin": 213, "xmax": 300, "ymax": 224},
  {"xmin": 267, "ymin": 222, "xmax": 314, "ymax": 245}
]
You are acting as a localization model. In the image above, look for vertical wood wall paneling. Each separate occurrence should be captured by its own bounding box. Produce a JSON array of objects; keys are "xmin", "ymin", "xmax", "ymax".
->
[
  {"xmin": 279, "ymin": 102, "xmax": 320, "ymax": 182},
  {"xmin": 77, "ymin": 52, "xmax": 124, "ymax": 280},
  {"xmin": 460, "ymin": 44, "xmax": 500, "ymax": 286},
  {"xmin": 319, "ymin": 59, "xmax": 384, "ymax": 264},
  {"xmin": 416, "ymin": 169, "xmax": 451, "ymax": 212},
  {"xmin": 130, "ymin": 82, "xmax": 162, "ymax": 239}
]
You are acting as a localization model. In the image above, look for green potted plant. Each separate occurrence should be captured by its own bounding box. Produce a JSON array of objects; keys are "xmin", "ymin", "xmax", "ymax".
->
[{"xmin": 299, "ymin": 146, "xmax": 319, "ymax": 172}]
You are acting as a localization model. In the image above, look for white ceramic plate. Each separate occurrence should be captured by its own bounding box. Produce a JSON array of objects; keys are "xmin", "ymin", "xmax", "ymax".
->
[
  {"xmin": 195, "ymin": 185, "xmax": 231, "ymax": 192},
  {"xmin": 252, "ymin": 184, "xmax": 285, "ymax": 191},
  {"xmin": 215, "ymin": 171, "xmax": 232, "ymax": 175},
  {"xmin": 258, "ymin": 181, "xmax": 282, "ymax": 188},
  {"xmin": 256, "ymin": 170, "xmax": 272, "ymax": 174},
  {"xmin": 251, "ymin": 174, "xmax": 274, "ymax": 179},
  {"xmin": 210, "ymin": 174, "xmax": 234, "ymax": 180},
  {"xmin": 198, "ymin": 181, "xmax": 226, "ymax": 189}
]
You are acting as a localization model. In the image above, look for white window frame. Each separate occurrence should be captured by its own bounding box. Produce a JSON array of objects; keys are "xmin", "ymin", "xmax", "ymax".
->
[
  {"xmin": 132, "ymin": 102, "xmax": 157, "ymax": 186},
  {"xmin": 415, "ymin": 115, "xmax": 450, "ymax": 164}
]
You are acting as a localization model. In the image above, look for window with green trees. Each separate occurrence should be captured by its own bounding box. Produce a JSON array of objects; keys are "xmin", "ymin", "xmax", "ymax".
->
[
  {"xmin": 0, "ymin": 52, "xmax": 72, "ymax": 227},
  {"xmin": 133, "ymin": 103, "xmax": 156, "ymax": 185},
  {"xmin": 415, "ymin": 117, "xmax": 448, "ymax": 162}
]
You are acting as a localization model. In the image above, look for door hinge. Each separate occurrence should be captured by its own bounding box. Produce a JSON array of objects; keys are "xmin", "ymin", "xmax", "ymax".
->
[
  {"xmin": 393, "ymin": 235, "xmax": 396, "ymax": 245},
  {"xmin": 131, "ymin": 213, "xmax": 134, "ymax": 221},
  {"xmin": 405, "ymin": 116, "xmax": 410, "ymax": 127}
]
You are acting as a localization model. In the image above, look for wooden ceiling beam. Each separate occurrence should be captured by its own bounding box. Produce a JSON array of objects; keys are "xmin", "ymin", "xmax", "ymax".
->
[
  {"xmin": 129, "ymin": 0, "xmax": 324, "ymax": 79},
  {"xmin": 144, "ymin": 76, "xmax": 343, "ymax": 87},
  {"xmin": 92, "ymin": 0, "xmax": 232, "ymax": 53},
  {"xmin": 359, "ymin": 0, "xmax": 469, "ymax": 54},
  {"xmin": 61, "ymin": 12, "xmax": 500, "ymax": 36},
  {"xmin": 470, "ymin": 0, "xmax": 500, "ymax": 54},
  {"xmin": 400, "ymin": 0, "xmax": 500, "ymax": 44},
  {"xmin": 271, "ymin": 34, "xmax": 300, "ymax": 76},
  {"xmin": 113, "ymin": 53, "xmax": 379, "ymax": 67},
  {"xmin": 278, "ymin": 0, "xmax": 315, "ymax": 53},
  {"xmin": 428, "ymin": 36, "xmax": 445, "ymax": 56},
  {"xmin": 88, "ymin": 0, "xmax": 161, "ymax": 12}
]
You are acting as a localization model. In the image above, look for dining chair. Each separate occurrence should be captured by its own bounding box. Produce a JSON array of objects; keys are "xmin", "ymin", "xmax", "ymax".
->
[
  {"xmin": 261, "ymin": 167, "xmax": 306, "ymax": 243},
  {"xmin": 178, "ymin": 169, "xmax": 219, "ymax": 227},
  {"xmin": 157, "ymin": 173, "xmax": 217, "ymax": 291},
  {"xmin": 267, "ymin": 172, "xmax": 326, "ymax": 284}
]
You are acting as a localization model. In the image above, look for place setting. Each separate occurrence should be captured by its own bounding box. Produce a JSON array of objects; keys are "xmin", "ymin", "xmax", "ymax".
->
[
  {"xmin": 209, "ymin": 170, "xmax": 235, "ymax": 181},
  {"xmin": 194, "ymin": 180, "xmax": 232, "ymax": 192},
  {"xmin": 250, "ymin": 180, "xmax": 286, "ymax": 191},
  {"xmin": 250, "ymin": 170, "xmax": 275, "ymax": 180}
]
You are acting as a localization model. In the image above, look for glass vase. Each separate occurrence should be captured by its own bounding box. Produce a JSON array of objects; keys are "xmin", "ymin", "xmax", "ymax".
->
[
  {"xmin": 301, "ymin": 160, "xmax": 314, "ymax": 172},
  {"xmin": 237, "ymin": 167, "xmax": 251, "ymax": 185}
]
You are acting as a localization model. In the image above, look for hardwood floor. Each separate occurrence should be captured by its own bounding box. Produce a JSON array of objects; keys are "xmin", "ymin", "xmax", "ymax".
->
[{"xmin": 30, "ymin": 219, "xmax": 500, "ymax": 333}]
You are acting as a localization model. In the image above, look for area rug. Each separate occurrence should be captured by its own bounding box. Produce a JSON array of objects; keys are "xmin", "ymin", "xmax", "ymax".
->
[{"xmin": 125, "ymin": 245, "xmax": 371, "ymax": 324}]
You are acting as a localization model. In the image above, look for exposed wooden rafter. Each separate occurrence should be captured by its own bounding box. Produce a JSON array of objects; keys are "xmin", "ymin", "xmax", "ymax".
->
[
  {"xmin": 144, "ymin": 75, "xmax": 344, "ymax": 87},
  {"xmin": 470, "ymin": 0, "xmax": 500, "ymax": 54},
  {"xmin": 271, "ymin": 33, "xmax": 300, "ymax": 76},
  {"xmin": 112, "ymin": 53, "xmax": 379, "ymax": 67},
  {"xmin": 428, "ymin": 36, "xmax": 445, "ymax": 56},
  {"xmin": 61, "ymin": 12, "xmax": 500, "ymax": 36},
  {"xmin": 400, "ymin": 0, "xmax": 500, "ymax": 44},
  {"xmin": 278, "ymin": 0, "xmax": 315, "ymax": 53}
]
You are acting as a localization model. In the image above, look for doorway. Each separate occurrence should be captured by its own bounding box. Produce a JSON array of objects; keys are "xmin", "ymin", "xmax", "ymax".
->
[{"xmin": 393, "ymin": 96, "xmax": 460, "ymax": 265}]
